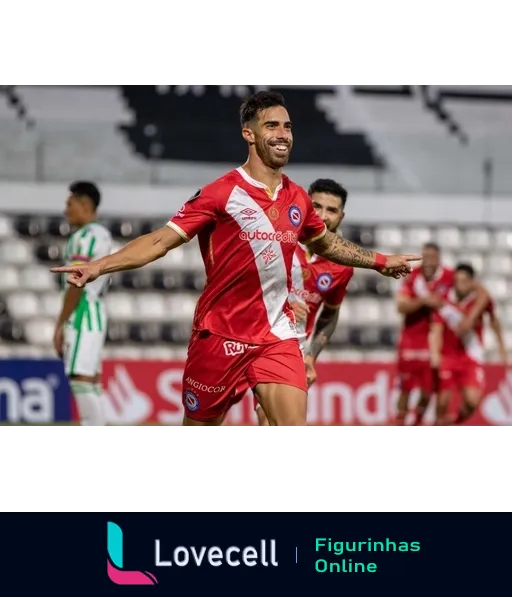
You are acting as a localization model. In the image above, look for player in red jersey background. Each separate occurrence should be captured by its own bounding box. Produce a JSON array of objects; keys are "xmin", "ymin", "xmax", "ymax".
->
[
  {"xmin": 430, "ymin": 263, "xmax": 507, "ymax": 425},
  {"xmin": 254, "ymin": 178, "xmax": 353, "ymax": 426},
  {"xmin": 53, "ymin": 91, "xmax": 420, "ymax": 427},
  {"xmin": 395, "ymin": 244, "xmax": 490, "ymax": 426}
]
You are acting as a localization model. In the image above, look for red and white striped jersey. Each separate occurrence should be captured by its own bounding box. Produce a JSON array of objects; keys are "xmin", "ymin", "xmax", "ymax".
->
[
  {"xmin": 290, "ymin": 244, "xmax": 353, "ymax": 348},
  {"xmin": 433, "ymin": 290, "xmax": 495, "ymax": 364},
  {"xmin": 398, "ymin": 266, "xmax": 455, "ymax": 360},
  {"xmin": 168, "ymin": 167, "xmax": 327, "ymax": 345}
]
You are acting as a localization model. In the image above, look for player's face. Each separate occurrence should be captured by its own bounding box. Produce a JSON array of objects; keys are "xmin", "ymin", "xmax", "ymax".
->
[
  {"xmin": 311, "ymin": 192, "xmax": 345, "ymax": 232},
  {"xmin": 246, "ymin": 106, "xmax": 293, "ymax": 169},
  {"xmin": 65, "ymin": 195, "xmax": 87, "ymax": 226},
  {"xmin": 421, "ymin": 247, "xmax": 441, "ymax": 279},
  {"xmin": 454, "ymin": 271, "xmax": 474, "ymax": 299}
]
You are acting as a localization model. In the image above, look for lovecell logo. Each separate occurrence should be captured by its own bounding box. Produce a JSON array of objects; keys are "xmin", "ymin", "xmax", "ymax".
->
[{"xmin": 107, "ymin": 522, "xmax": 158, "ymax": 585}]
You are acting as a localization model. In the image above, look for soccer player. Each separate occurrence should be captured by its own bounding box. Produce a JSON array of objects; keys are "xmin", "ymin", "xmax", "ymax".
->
[
  {"xmin": 53, "ymin": 182, "xmax": 112, "ymax": 426},
  {"xmin": 395, "ymin": 243, "xmax": 489, "ymax": 426},
  {"xmin": 52, "ymin": 91, "xmax": 419, "ymax": 427},
  {"xmin": 253, "ymin": 178, "xmax": 353, "ymax": 426},
  {"xmin": 429, "ymin": 263, "xmax": 506, "ymax": 425}
]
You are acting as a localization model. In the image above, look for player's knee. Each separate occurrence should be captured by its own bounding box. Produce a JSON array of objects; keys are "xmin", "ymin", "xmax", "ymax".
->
[{"xmin": 70, "ymin": 379, "xmax": 106, "ymax": 426}]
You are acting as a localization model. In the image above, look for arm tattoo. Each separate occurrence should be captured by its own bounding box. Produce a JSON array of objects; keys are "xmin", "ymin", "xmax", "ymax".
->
[
  {"xmin": 310, "ymin": 230, "xmax": 377, "ymax": 269},
  {"xmin": 307, "ymin": 306, "xmax": 340, "ymax": 359}
]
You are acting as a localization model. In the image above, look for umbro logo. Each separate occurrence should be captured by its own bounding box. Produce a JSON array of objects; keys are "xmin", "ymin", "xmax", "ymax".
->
[{"xmin": 241, "ymin": 208, "xmax": 258, "ymax": 221}]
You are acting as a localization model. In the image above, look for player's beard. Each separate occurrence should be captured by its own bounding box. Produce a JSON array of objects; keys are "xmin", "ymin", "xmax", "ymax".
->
[{"xmin": 255, "ymin": 136, "xmax": 291, "ymax": 170}]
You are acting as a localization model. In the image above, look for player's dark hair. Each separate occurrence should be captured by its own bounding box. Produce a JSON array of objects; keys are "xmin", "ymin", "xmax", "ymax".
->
[
  {"xmin": 308, "ymin": 179, "xmax": 348, "ymax": 208},
  {"xmin": 69, "ymin": 181, "xmax": 101, "ymax": 210},
  {"xmin": 423, "ymin": 242, "xmax": 441, "ymax": 253},
  {"xmin": 240, "ymin": 91, "xmax": 287, "ymax": 127},
  {"xmin": 455, "ymin": 263, "xmax": 476, "ymax": 278}
]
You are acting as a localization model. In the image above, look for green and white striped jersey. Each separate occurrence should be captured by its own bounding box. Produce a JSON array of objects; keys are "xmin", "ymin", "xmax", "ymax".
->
[{"xmin": 62, "ymin": 222, "xmax": 112, "ymax": 332}]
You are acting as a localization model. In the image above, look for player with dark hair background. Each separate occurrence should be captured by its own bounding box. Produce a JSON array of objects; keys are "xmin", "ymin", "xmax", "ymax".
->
[
  {"xmin": 430, "ymin": 263, "xmax": 506, "ymax": 425},
  {"xmin": 54, "ymin": 182, "xmax": 112, "ymax": 426},
  {"xmin": 395, "ymin": 243, "xmax": 490, "ymax": 425}
]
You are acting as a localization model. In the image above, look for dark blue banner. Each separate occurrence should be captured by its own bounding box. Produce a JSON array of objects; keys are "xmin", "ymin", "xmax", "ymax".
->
[
  {"xmin": 0, "ymin": 360, "xmax": 71, "ymax": 422},
  {"xmin": 0, "ymin": 513, "xmax": 509, "ymax": 595}
]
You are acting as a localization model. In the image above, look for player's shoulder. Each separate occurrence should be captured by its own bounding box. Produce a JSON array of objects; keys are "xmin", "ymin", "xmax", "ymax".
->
[
  {"xmin": 331, "ymin": 263, "xmax": 354, "ymax": 283},
  {"xmin": 319, "ymin": 253, "xmax": 353, "ymax": 276},
  {"xmin": 200, "ymin": 169, "xmax": 243, "ymax": 198},
  {"xmin": 315, "ymin": 251, "xmax": 353, "ymax": 279},
  {"xmin": 397, "ymin": 267, "xmax": 421, "ymax": 293},
  {"xmin": 341, "ymin": 265, "xmax": 355, "ymax": 279},
  {"xmin": 284, "ymin": 176, "xmax": 310, "ymax": 200},
  {"xmin": 409, "ymin": 267, "xmax": 423, "ymax": 280},
  {"xmin": 89, "ymin": 222, "xmax": 112, "ymax": 241}
]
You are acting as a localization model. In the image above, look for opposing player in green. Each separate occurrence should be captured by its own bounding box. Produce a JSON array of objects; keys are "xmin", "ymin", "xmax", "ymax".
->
[{"xmin": 53, "ymin": 182, "xmax": 112, "ymax": 425}]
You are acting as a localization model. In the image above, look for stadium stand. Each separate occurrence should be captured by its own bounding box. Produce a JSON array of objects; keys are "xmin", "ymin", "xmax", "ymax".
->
[
  {"xmin": 348, "ymin": 85, "xmax": 512, "ymax": 194},
  {"xmin": 121, "ymin": 85, "xmax": 382, "ymax": 166},
  {"xmin": 2, "ymin": 85, "xmax": 512, "ymax": 193},
  {"xmin": 0, "ymin": 86, "xmax": 403, "ymax": 190}
]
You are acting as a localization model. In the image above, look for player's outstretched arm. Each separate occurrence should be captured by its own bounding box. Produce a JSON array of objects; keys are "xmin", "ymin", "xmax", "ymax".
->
[
  {"xmin": 307, "ymin": 305, "xmax": 340, "ymax": 361},
  {"xmin": 309, "ymin": 230, "xmax": 421, "ymax": 279},
  {"xmin": 51, "ymin": 226, "xmax": 184, "ymax": 288}
]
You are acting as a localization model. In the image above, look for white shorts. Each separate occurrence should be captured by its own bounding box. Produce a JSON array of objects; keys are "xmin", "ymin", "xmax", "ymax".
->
[{"xmin": 63, "ymin": 323, "xmax": 106, "ymax": 377}]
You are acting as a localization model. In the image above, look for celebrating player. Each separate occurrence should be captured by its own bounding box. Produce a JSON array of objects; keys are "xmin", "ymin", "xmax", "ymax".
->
[
  {"xmin": 395, "ymin": 243, "xmax": 490, "ymax": 425},
  {"xmin": 429, "ymin": 264, "xmax": 506, "ymax": 425},
  {"xmin": 53, "ymin": 182, "xmax": 112, "ymax": 426},
  {"xmin": 52, "ymin": 91, "xmax": 420, "ymax": 427},
  {"xmin": 253, "ymin": 178, "xmax": 353, "ymax": 426}
]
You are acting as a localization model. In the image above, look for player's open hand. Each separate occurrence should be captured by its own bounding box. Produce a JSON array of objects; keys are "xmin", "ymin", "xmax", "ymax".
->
[
  {"xmin": 50, "ymin": 263, "xmax": 101, "ymax": 288},
  {"xmin": 380, "ymin": 255, "xmax": 422, "ymax": 279}
]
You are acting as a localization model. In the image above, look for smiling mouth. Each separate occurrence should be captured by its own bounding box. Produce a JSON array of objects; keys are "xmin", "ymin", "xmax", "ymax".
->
[{"xmin": 272, "ymin": 144, "xmax": 289, "ymax": 154}]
